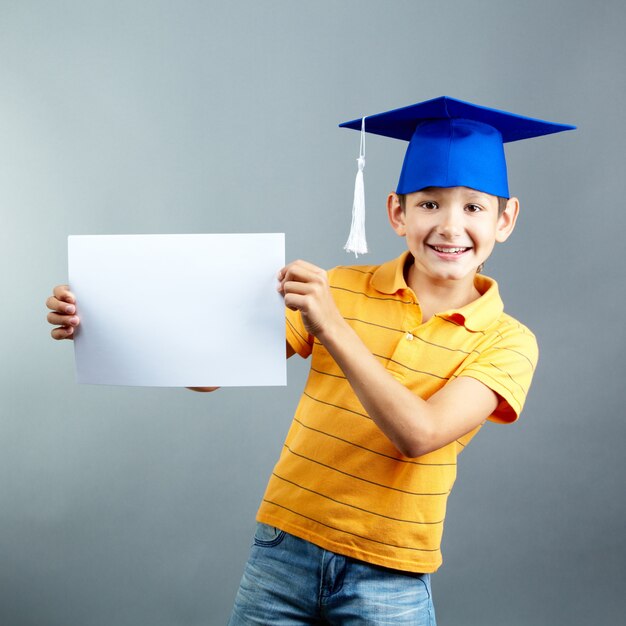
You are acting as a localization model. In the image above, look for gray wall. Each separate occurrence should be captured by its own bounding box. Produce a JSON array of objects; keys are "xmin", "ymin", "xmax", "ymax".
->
[{"xmin": 2, "ymin": 1, "xmax": 624, "ymax": 624}]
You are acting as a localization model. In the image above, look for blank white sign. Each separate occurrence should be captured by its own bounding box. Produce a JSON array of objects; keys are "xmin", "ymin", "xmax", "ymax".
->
[{"xmin": 68, "ymin": 234, "xmax": 286, "ymax": 387}]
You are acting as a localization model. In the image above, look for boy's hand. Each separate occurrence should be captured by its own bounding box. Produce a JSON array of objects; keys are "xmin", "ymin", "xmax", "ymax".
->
[
  {"xmin": 46, "ymin": 285, "xmax": 80, "ymax": 340},
  {"xmin": 277, "ymin": 260, "xmax": 344, "ymax": 340}
]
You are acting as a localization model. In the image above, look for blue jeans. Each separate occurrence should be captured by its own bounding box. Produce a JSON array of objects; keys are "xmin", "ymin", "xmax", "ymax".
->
[{"xmin": 228, "ymin": 523, "xmax": 437, "ymax": 625}]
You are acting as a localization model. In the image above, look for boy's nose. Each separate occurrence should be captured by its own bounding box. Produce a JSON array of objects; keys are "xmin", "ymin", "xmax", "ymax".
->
[{"xmin": 437, "ymin": 211, "xmax": 463, "ymax": 238}]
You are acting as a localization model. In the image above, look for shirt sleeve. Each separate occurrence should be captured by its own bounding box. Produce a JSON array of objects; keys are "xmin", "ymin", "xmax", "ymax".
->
[
  {"xmin": 285, "ymin": 306, "xmax": 313, "ymax": 358},
  {"xmin": 458, "ymin": 323, "xmax": 539, "ymax": 424}
]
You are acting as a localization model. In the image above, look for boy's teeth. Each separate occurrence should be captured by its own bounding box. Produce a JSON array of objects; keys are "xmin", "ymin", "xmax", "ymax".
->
[{"xmin": 432, "ymin": 246, "xmax": 467, "ymax": 253}]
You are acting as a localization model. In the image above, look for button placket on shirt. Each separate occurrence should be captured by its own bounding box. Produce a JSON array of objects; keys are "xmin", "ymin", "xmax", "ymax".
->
[{"xmin": 386, "ymin": 293, "xmax": 422, "ymax": 382}]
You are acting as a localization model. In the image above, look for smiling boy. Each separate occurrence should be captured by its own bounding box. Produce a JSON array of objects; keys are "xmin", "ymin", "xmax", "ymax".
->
[
  {"xmin": 391, "ymin": 186, "xmax": 515, "ymax": 319},
  {"xmin": 47, "ymin": 96, "xmax": 574, "ymax": 624}
]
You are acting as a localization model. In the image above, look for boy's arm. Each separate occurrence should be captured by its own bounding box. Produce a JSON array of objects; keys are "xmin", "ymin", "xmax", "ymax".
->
[{"xmin": 278, "ymin": 260, "xmax": 499, "ymax": 458}]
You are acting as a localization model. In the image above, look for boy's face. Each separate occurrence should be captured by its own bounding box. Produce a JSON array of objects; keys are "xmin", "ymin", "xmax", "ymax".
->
[{"xmin": 387, "ymin": 186, "xmax": 518, "ymax": 287}]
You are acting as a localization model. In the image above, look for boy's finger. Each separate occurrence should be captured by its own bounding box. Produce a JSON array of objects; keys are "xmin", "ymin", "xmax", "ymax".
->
[
  {"xmin": 50, "ymin": 325, "xmax": 75, "ymax": 340},
  {"xmin": 283, "ymin": 264, "xmax": 326, "ymax": 285},
  {"xmin": 52, "ymin": 285, "xmax": 75, "ymax": 303},
  {"xmin": 291, "ymin": 259, "xmax": 324, "ymax": 272},
  {"xmin": 47, "ymin": 312, "xmax": 80, "ymax": 326},
  {"xmin": 280, "ymin": 260, "xmax": 325, "ymax": 278},
  {"xmin": 282, "ymin": 280, "xmax": 315, "ymax": 297},
  {"xmin": 283, "ymin": 293, "xmax": 307, "ymax": 312},
  {"xmin": 46, "ymin": 296, "xmax": 76, "ymax": 314}
]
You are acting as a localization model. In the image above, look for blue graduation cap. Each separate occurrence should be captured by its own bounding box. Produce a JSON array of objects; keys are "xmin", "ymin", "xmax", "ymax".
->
[{"xmin": 340, "ymin": 96, "xmax": 575, "ymax": 255}]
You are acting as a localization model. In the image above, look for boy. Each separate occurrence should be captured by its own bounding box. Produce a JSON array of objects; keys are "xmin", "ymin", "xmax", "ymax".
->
[{"xmin": 46, "ymin": 97, "xmax": 574, "ymax": 624}]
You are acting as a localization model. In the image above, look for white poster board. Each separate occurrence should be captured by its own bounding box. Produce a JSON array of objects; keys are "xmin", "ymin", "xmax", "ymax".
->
[{"xmin": 68, "ymin": 233, "xmax": 286, "ymax": 387}]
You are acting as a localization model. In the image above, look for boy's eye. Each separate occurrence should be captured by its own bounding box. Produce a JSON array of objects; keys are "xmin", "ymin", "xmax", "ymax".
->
[
  {"xmin": 465, "ymin": 204, "xmax": 482, "ymax": 213},
  {"xmin": 420, "ymin": 201, "xmax": 438, "ymax": 210}
]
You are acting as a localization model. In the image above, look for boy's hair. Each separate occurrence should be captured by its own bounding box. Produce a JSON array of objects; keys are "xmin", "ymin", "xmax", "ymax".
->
[{"xmin": 396, "ymin": 192, "xmax": 508, "ymax": 216}]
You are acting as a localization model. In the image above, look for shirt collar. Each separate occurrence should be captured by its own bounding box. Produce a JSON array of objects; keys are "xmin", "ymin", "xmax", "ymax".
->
[
  {"xmin": 370, "ymin": 251, "xmax": 412, "ymax": 295},
  {"xmin": 370, "ymin": 251, "xmax": 504, "ymax": 331},
  {"xmin": 446, "ymin": 274, "xmax": 503, "ymax": 331}
]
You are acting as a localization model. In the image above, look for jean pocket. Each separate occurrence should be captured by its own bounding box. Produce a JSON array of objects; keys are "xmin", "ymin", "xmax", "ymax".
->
[{"xmin": 253, "ymin": 522, "xmax": 286, "ymax": 547}]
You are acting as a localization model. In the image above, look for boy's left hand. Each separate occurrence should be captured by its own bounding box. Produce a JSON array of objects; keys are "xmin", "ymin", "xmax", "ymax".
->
[{"xmin": 277, "ymin": 260, "xmax": 344, "ymax": 340}]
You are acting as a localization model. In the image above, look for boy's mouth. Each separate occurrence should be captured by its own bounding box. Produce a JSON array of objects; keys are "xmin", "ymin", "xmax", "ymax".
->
[{"xmin": 427, "ymin": 244, "xmax": 472, "ymax": 255}]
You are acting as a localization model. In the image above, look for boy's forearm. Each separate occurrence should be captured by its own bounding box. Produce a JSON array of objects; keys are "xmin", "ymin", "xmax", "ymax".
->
[
  {"xmin": 318, "ymin": 319, "xmax": 437, "ymax": 458},
  {"xmin": 320, "ymin": 319, "xmax": 498, "ymax": 457}
]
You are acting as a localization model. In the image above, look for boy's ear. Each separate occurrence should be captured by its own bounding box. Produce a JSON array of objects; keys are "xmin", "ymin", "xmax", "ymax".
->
[
  {"xmin": 387, "ymin": 193, "xmax": 406, "ymax": 236},
  {"xmin": 495, "ymin": 197, "xmax": 520, "ymax": 243}
]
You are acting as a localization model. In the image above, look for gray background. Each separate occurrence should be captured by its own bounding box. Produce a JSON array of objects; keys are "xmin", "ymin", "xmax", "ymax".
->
[{"xmin": 1, "ymin": 1, "xmax": 624, "ymax": 624}]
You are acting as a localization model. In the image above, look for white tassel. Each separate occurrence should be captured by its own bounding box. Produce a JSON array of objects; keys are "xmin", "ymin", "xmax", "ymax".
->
[{"xmin": 344, "ymin": 117, "xmax": 367, "ymax": 256}]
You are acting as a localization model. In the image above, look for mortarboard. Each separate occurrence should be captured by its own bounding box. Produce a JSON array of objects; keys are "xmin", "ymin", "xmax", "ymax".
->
[{"xmin": 340, "ymin": 96, "xmax": 575, "ymax": 255}]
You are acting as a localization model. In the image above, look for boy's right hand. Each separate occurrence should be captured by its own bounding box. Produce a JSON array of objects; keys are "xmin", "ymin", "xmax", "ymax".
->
[{"xmin": 46, "ymin": 285, "xmax": 80, "ymax": 340}]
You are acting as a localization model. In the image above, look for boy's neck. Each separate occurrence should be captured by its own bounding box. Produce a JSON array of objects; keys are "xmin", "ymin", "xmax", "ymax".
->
[{"xmin": 405, "ymin": 261, "xmax": 481, "ymax": 323}]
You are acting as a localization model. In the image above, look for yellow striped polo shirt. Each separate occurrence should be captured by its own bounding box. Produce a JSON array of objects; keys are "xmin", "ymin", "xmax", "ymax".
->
[{"xmin": 257, "ymin": 251, "xmax": 538, "ymax": 573}]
